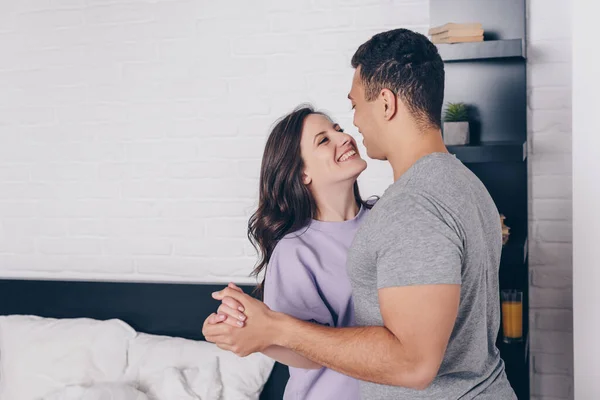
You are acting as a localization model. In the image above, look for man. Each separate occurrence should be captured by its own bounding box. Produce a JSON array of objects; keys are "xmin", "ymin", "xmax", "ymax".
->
[{"xmin": 203, "ymin": 28, "xmax": 516, "ymax": 399}]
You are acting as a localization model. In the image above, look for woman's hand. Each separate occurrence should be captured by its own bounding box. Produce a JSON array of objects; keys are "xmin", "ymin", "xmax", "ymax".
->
[
  {"xmin": 203, "ymin": 284, "xmax": 321, "ymax": 368},
  {"xmin": 203, "ymin": 286, "xmax": 278, "ymax": 357},
  {"xmin": 217, "ymin": 282, "xmax": 247, "ymax": 327},
  {"xmin": 204, "ymin": 282, "xmax": 247, "ymax": 328}
]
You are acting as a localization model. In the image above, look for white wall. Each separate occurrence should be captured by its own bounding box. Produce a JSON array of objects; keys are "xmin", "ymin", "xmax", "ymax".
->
[
  {"xmin": 572, "ymin": 0, "xmax": 600, "ymax": 398},
  {"xmin": 527, "ymin": 1, "xmax": 574, "ymax": 398},
  {"xmin": 0, "ymin": 1, "xmax": 428, "ymax": 283}
]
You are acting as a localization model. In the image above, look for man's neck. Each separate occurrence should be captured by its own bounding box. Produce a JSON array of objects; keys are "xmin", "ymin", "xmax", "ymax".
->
[
  {"xmin": 312, "ymin": 183, "xmax": 359, "ymax": 222},
  {"xmin": 386, "ymin": 127, "xmax": 448, "ymax": 182}
]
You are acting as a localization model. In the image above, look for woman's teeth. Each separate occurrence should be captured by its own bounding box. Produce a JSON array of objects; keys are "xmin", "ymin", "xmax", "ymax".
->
[{"xmin": 338, "ymin": 150, "xmax": 356, "ymax": 162}]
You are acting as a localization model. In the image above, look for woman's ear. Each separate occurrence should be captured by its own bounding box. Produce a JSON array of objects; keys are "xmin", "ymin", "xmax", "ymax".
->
[{"xmin": 302, "ymin": 172, "xmax": 312, "ymax": 185}]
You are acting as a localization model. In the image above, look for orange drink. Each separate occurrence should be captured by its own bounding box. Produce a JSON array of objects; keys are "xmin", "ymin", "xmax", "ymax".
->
[{"xmin": 501, "ymin": 290, "xmax": 523, "ymax": 343}]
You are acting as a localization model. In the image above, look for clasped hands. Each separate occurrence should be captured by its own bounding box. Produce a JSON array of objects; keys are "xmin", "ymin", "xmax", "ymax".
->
[{"xmin": 202, "ymin": 282, "xmax": 278, "ymax": 357}]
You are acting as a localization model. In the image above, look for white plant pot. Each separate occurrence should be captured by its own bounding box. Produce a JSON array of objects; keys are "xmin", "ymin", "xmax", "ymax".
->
[{"xmin": 443, "ymin": 121, "xmax": 470, "ymax": 145}]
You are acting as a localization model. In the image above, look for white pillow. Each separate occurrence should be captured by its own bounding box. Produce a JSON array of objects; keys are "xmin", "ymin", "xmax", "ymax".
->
[
  {"xmin": 126, "ymin": 333, "xmax": 274, "ymax": 400},
  {"xmin": 215, "ymin": 348, "xmax": 276, "ymax": 400},
  {"xmin": 0, "ymin": 315, "xmax": 136, "ymax": 400},
  {"xmin": 42, "ymin": 382, "xmax": 148, "ymax": 400},
  {"xmin": 145, "ymin": 367, "xmax": 210, "ymax": 400},
  {"xmin": 125, "ymin": 333, "xmax": 222, "ymax": 400}
]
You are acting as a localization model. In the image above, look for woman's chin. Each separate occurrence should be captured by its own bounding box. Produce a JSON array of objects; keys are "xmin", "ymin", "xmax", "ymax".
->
[
  {"xmin": 355, "ymin": 158, "xmax": 368, "ymax": 172},
  {"xmin": 349, "ymin": 161, "xmax": 368, "ymax": 180}
]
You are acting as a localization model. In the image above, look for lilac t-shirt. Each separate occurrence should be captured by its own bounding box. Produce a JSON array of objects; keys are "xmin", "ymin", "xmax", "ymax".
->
[{"xmin": 263, "ymin": 206, "xmax": 369, "ymax": 400}]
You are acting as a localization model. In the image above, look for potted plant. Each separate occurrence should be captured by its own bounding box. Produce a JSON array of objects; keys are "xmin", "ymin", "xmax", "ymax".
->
[{"xmin": 442, "ymin": 102, "xmax": 470, "ymax": 145}]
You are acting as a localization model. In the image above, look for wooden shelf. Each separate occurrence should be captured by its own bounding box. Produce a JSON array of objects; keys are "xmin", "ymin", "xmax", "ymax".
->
[
  {"xmin": 447, "ymin": 140, "xmax": 527, "ymax": 163},
  {"xmin": 436, "ymin": 39, "xmax": 525, "ymax": 62}
]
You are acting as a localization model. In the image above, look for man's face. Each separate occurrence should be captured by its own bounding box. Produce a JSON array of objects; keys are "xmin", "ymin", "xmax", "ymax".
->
[{"xmin": 348, "ymin": 67, "xmax": 387, "ymax": 160}]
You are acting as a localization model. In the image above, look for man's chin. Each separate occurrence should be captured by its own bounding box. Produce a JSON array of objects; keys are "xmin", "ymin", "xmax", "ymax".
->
[{"xmin": 366, "ymin": 149, "xmax": 387, "ymax": 161}]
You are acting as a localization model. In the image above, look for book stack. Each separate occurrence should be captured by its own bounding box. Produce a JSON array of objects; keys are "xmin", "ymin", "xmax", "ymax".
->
[{"xmin": 428, "ymin": 22, "xmax": 484, "ymax": 44}]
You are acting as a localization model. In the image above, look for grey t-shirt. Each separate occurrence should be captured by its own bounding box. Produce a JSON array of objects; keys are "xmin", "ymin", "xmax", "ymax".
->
[{"xmin": 347, "ymin": 152, "xmax": 517, "ymax": 399}]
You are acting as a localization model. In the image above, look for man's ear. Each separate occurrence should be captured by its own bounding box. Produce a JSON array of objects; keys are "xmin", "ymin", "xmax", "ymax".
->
[{"xmin": 381, "ymin": 88, "xmax": 397, "ymax": 121}]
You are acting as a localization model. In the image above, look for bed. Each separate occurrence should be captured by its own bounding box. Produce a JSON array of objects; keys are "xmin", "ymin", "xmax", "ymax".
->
[{"xmin": 0, "ymin": 278, "xmax": 289, "ymax": 400}]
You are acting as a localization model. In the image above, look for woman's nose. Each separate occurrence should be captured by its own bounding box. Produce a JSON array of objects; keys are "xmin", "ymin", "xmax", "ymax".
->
[{"xmin": 339, "ymin": 135, "xmax": 351, "ymax": 147}]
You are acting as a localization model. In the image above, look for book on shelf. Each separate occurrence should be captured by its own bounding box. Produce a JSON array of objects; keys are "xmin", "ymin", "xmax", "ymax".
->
[
  {"xmin": 428, "ymin": 22, "xmax": 484, "ymax": 44},
  {"xmin": 428, "ymin": 22, "xmax": 483, "ymax": 36},
  {"xmin": 433, "ymin": 28, "xmax": 484, "ymax": 39},
  {"xmin": 431, "ymin": 35, "xmax": 484, "ymax": 44}
]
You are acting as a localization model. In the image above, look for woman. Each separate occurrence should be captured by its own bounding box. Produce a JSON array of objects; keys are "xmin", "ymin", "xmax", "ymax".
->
[{"xmin": 207, "ymin": 105, "xmax": 374, "ymax": 400}]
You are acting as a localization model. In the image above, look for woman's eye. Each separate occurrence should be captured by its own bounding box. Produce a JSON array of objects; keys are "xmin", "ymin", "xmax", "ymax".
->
[{"xmin": 319, "ymin": 137, "xmax": 329, "ymax": 145}]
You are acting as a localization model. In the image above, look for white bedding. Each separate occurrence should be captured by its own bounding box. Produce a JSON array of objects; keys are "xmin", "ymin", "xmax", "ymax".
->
[
  {"xmin": 125, "ymin": 333, "xmax": 224, "ymax": 400},
  {"xmin": 0, "ymin": 315, "xmax": 275, "ymax": 400},
  {"xmin": 0, "ymin": 315, "xmax": 136, "ymax": 400},
  {"xmin": 43, "ymin": 383, "xmax": 149, "ymax": 400},
  {"xmin": 41, "ymin": 368, "xmax": 213, "ymax": 400}
]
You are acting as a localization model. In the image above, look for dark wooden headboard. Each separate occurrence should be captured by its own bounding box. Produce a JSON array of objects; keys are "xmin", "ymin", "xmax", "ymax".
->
[{"xmin": 0, "ymin": 278, "xmax": 289, "ymax": 399}]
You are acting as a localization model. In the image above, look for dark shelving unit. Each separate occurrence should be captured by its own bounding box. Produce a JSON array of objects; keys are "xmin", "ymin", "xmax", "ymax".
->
[
  {"xmin": 437, "ymin": 39, "xmax": 525, "ymax": 62},
  {"xmin": 501, "ymin": 231, "xmax": 528, "ymax": 267},
  {"xmin": 430, "ymin": 0, "xmax": 530, "ymax": 398},
  {"xmin": 447, "ymin": 140, "xmax": 527, "ymax": 163}
]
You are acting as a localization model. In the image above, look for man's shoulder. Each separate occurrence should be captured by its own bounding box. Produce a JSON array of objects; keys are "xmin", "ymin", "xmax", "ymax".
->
[
  {"xmin": 374, "ymin": 188, "xmax": 438, "ymax": 217},
  {"xmin": 389, "ymin": 155, "xmax": 487, "ymax": 212}
]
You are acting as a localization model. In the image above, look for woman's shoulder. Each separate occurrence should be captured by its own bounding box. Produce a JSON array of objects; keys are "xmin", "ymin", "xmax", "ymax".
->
[
  {"xmin": 264, "ymin": 233, "xmax": 319, "ymax": 292},
  {"xmin": 270, "ymin": 228, "xmax": 312, "ymax": 261}
]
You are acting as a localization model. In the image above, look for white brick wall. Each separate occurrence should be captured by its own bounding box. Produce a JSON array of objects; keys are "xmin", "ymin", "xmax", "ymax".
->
[
  {"xmin": 527, "ymin": 0, "xmax": 574, "ymax": 398},
  {"xmin": 572, "ymin": 0, "xmax": 600, "ymax": 396},
  {"xmin": 0, "ymin": 1, "xmax": 573, "ymax": 397},
  {"xmin": 0, "ymin": 0, "xmax": 424, "ymax": 283}
]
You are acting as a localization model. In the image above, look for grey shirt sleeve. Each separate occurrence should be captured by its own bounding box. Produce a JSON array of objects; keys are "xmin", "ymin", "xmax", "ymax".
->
[{"xmin": 374, "ymin": 193, "xmax": 464, "ymax": 289}]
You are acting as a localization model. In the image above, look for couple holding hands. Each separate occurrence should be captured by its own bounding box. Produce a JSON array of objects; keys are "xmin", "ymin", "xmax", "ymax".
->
[{"xmin": 202, "ymin": 28, "xmax": 517, "ymax": 400}]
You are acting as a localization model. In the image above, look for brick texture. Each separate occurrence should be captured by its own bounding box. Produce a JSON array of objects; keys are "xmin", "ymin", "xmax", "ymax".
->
[
  {"xmin": 0, "ymin": 0, "xmax": 420, "ymax": 282},
  {"xmin": 527, "ymin": 0, "xmax": 574, "ymax": 398}
]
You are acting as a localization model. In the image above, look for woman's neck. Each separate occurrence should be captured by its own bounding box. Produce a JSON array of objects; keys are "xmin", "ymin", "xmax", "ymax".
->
[{"xmin": 312, "ymin": 183, "xmax": 360, "ymax": 222}]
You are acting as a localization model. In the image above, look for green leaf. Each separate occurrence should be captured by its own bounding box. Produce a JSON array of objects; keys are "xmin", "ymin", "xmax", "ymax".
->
[{"xmin": 443, "ymin": 102, "xmax": 469, "ymax": 122}]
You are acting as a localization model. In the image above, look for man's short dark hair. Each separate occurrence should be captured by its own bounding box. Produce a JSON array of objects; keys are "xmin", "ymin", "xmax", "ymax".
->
[{"xmin": 351, "ymin": 28, "xmax": 445, "ymax": 129}]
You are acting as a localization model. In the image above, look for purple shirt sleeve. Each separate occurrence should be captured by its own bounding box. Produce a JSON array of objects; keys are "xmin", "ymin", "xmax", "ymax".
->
[{"xmin": 263, "ymin": 242, "xmax": 333, "ymax": 327}]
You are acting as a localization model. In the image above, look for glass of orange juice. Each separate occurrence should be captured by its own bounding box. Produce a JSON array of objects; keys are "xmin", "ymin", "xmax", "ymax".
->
[{"xmin": 501, "ymin": 289, "xmax": 523, "ymax": 343}]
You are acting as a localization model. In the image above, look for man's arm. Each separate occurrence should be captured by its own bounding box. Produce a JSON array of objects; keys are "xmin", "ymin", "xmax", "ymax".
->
[
  {"xmin": 270, "ymin": 283, "xmax": 459, "ymax": 389},
  {"xmin": 204, "ymin": 310, "xmax": 322, "ymax": 369},
  {"xmin": 208, "ymin": 195, "xmax": 463, "ymax": 388},
  {"xmin": 262, "ymin": 345, "xmax": 322, "ymax": 369}
]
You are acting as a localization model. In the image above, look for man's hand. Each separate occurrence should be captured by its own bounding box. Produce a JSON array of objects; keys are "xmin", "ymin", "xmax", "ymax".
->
[
  {"xmin": 202, "ymin": 286, "xmax": 279, "ymax": 357},
  {"xmin": 204, "ymin": 282, "xmax": 248, "ymax": 328}
]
